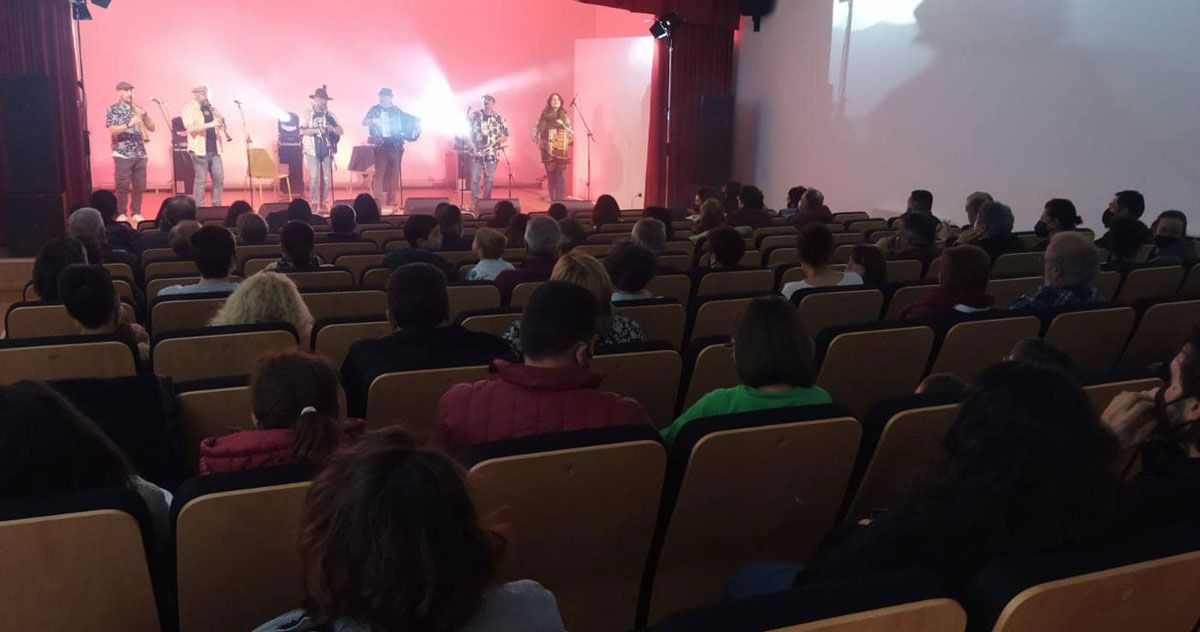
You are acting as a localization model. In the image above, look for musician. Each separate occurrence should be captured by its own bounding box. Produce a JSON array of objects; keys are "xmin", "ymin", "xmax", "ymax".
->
[
  {"xmin": 362, "ymin": 87, "xmax": 421, "ymax": 207},
  {"xmin": 300, "ymin": 86, "xmax": 343, "ymax": 212},
  {"xmin": 181, "ymin": 85, "xmax": 227, "ymax": 206},
  {"xmin": 104, "ymin": 81, "xmax": 155, "ymax": 221},
  {"xmin": 531, "ymin": 93, "xmax": 573, "ymax": 202},
  {"xmin": 468, "ymin": 94, "xmax": 509, "ymax": 209}
]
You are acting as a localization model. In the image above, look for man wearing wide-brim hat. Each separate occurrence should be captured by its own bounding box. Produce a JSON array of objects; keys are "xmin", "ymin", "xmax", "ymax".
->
[
  {"xmin": 362, "ymin": 87, "xmax": 422, "ymax": 208},
  {"xmin": 300, "ymin": 85, "xmax": 344, "ymax": 212}
]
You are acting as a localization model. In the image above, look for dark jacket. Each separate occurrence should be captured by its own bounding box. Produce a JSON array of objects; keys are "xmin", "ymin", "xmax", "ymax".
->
[
  {"xmin": 1096, "ymin": 220, "xmax": 1151, "ymax": 251},
  {"xmin": 105, "ymin": 221, "xmax": 141, "ymax": 253},
  {"xmin": 323, "ymin": 232, "xmax": 363, "ymax": 243},
  {"xmin": 198, "ymin": 418, "xmax": 366, "ymax": 474},
  {"xmin": 726, "ymin": 207, "xmax": 772, "ymax": 229},
  {"xmin": 340, "ymin": 325, "xmax": 516, "ymax": 418},
  {"xmin": 975, "ymin": 233, "xmax": 1026, "ymax": 264},
  {"xmin": 899, "ymin": 287, "xmax": 994, "ymax": 330},
  {"xmin": 495, "ymin": 255, "xmax": 557, "ymax": 304},
  {"xmin": 441, "ymin": 232, "xmax": 474, "ymax": 252},
  {"xmin": 382, "ymin": 247, "xmax": 459, "ymax": 281},
  {"xmin": 790, "ymin": 205, "xmax": 833, "ymax": 229}
]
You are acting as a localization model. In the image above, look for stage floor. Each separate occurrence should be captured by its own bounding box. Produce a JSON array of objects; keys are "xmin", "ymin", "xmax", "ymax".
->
[{"xmin": 123, "ymin": 184, "xmax": 560, "ymax": 221}]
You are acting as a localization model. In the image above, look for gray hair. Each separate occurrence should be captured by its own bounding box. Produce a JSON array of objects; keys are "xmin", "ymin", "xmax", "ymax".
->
[
  {"xmin": 978, "ymin": 201, "xmax": 1014, "ymax": 236},
  {"xmin": 525, "ymin": 215, "xmax": 562, "ymax": 257},
  {"xmin": 803, "ymin": 188, "xmax": 825, "ymax": 207},
  {"xmin": 965, "ymin": 191, "xmax": 993, "ymax": 219},
  {"xmin": 67, "ymin": 207, "xmax": 105, "ymax": 242},
  {"xmin": 631, "ymin": 218, "xmax": 667, "ymax": 254},
  {"xmin": 1046, "ymin": 231, "xmax": 1100, "ymax": 287}
]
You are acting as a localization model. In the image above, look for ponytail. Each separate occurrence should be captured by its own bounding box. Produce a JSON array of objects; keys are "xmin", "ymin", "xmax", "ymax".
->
[{"xmin": 291, "ymin": 405, "xmax": 340, "ymax": 465}]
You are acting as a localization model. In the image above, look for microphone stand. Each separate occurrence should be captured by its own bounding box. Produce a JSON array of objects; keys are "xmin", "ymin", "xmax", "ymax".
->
[
  {"xmin": 235, "ymin": 101, "xmax": 253, "ymax": 206},
  {"xmin": 500, "ymin": 145, "xmax": 515, "ymax": 202},
  {"xmin": 570, "ymin": 95, "xmax": 595, "ymax": 202},
  {"xmin": 151, "ymin": 100, "xmax": 178, "ymax": 195}
]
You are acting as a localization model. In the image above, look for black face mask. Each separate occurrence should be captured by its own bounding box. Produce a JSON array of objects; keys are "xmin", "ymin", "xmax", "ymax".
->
[
  {"xmin": 1102, "ymin": 209, "xmax": 1114, "ymax": 228},
  {"xmin": 1155, "ymin": 235, "xmax": 1182, "ymax": 249},
  {"xmin": 1034, "ymin": 220, "xmax": 1050, "ymax": 238}
]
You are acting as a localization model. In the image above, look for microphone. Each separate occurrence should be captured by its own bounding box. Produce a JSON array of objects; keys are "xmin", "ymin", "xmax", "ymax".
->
[
  {"xmin": 233, "ymin": 99, "xmax": 243, "ymax": 105},
  {"xmin": 149, "ymin": 97, "xmax": 162, "ymax": 104},
  {"xmin": 570, "ymin": 94, "xmax": 578, "ymax": 107}
]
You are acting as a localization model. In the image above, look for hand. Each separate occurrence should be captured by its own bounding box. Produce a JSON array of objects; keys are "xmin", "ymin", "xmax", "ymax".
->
[{"xmin": 1101, "ymin": 390, "xmax": 1158, "ymax": 450}]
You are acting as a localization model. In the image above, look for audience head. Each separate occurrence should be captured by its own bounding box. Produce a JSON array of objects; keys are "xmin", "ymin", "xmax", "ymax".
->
[
  {"xmin": 525, "ymin": 215, "xmax": 562, "ymax": 258},
  {"xmin": 899, "ymin": 211, "xmax": 938, "ymax": 248},
  {"xmin": 644, "ymin": 207, "xmax": 675, "ymax": 240},
  {"xmin": 488, "ymin": 201, "xmax": 517, "ymax": 228},
  {"xmin": 557, "ymin": 217, "xmax": 586, "ymax": 253},
  {"xmin": 211, "ymin": 271, "xmax": 313, "ymax": 337},
  {"xmin": 551, "ymin": 251, "xmax": 615, "ymax": 328},
  {"xmin": 402, "ymin": 215, "xmax": 442, "ymax": 250},
  {"xmin": 1007, "ymin": 337, "xmax": 1074, "ymax": 373},
  {"xmin": 237, "ymin": 211, "xmax": 269, "ymax": 245},
  {"xmin": 787, "ymin": 186, "xmax": 807, "ymax": 209},
  {"xmin": 797, "ymin": 223, "xmax": 835, "ymax": 269},
  {"xmin": 964, "ymin": 191, "xmax": 993, "ymax": 224},
  {"xmin": 1110, "ymin": 190, "xmax": 1145, "ymax": 220},
  {"xmin": 506, "ymin": 213, "xmax": 530, "ymax": 249},
  {"xmin": 58, "ymin": 265, "xmax": 118, "ymax": 331},
  {"xmin": 849, "ymin": 245, "xmax": 887, "ymax": 287},
  {"xmin": 604, "ymin": 242, "xmax": 657, "ymax": 294},
  {"xmin": 471, "ymin": 227, "xmax": 507, "ymax": 260},
  {"xmin": 592, "ymin": 194, "xmax": 621, "ymax": 226},
  {"xmin": 1107, "ymin": 217, "xmax": 1147, "ymax": 263},
  {"xmin": 694, "ymin": 186, "xmax": 716, "ymax": 210},
  {"xmin": 352, "ymin": 193, "xmax": 382, "ymax": 224},
  {"xmin": 939, "ymin": 245, "xmax": 991, "ymax": 296},
  {"xmin": 434, "ymin": 203, "xmax": 463, "ymax": 237},
  {"xmin": 281, "ymin": 220, "xmax": 318, "ymax": 263},
  {"xmin": 33, "ymin": 237, "xmax": 88, "ymax": 300},
  {"xmin": 287, "ymin": 198, "xmax": 314, "ymax": 223},
  {"xmin": 1044, "ymin": 231, "xmax": 1100, "ymax": 288},
  {"xmin": 1153, "ymin": 326, "xmax": 1200, "ymax": 453},
  {"xmin": 89, "ymin": 190, "xmax": 119, "ymax": 222},
  {"xmin": 547, "ymin": 202, "xmax": 568, "ymax": 221},
  {"xmin": 916, "ymin": 373, "xmax": 967, "ymax": 398},
  {"xmin": 977, "ymin": 201, "xmax": 1015, "ymax": 238},
  {"xmin": 1040, "ymin": 198, "xmax": 1080, "ymax": 237},
  {"xmin": 519, "ymin": 281, "xmax": 601, "ymax": 365},
  {"xmin": 159, "ymin": 195, "xmax": 197, "ymax": 230},
  {"xmin": 386, "ymin": 263, "xmax": 449, "ymax": 330},
  {"xmin": 801, "ymin": 188, "xmax": 825, "ymax": 210},
  {"xmin": 733, "ymin": 296, "xmax": 815, "ymax": 388},
  {"xmin": 224, "ymin": 200, "xmax": 254, "ymax": 228},
  {"xmin": 1152, "ymin": 210, "xmax": 1188, "ymax": 247},
  {"xmin": 704, "ymin": 226, "xmax": 746, "ymax": 268},
  {"xmin": 723, "ymin": 180, "xmax": 742, "ymax": 204},
  {"xmin": 169, "ymin": 220, "xmax": 202, "ymax": 259},
  {"xmin": 631, "ymin": 218, "xmax": 667, "ymax": 254},
  {"xmin": 738, "ymin": 185, "xmax": 765, "ymax": 210},
  {"xmin": 298, "ymin": 428, "xmax": 500, "ymax": 631},
  {"xmin": 250, "ymin": 350, "xmax": 342, "ymax": 465},
  {"xmin": 0, "ymin": 381, "xmax": 134, "ymax": 497},
  {"xmin": 329, "ymin": 205, "xmax": 357, "ymax": 235},
  {"xmin": 699, "ymin": 198, "xmax": 726, "ymax": 228},
  {"xmin": 67, "ymin": 207, "xmax": 105, "ymax": 247},
  {"xmin": 191, "ymin": 226, "xmax": 236, "ymax": 280},
  {"xmin": 907, "ymin": 189, "xmax": 934, "ymax": 214}
]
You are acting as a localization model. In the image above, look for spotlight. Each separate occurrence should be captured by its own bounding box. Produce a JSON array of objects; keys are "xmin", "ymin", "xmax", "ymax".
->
[
  {"xmin": 649, "ymin": 12, "xmax": 678, "ymax": 40},
  {"xmin": 278, "ymin": 112, "xmax": 301, "ymax": 145},
  {"xmin": 71, "ymin": 0, "xmax": 92, "ymax": 20}
]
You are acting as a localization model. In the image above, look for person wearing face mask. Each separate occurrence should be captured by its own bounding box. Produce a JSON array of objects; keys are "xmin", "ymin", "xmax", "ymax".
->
[
  {"xmin": 1148, "ymin": 210, "xmax": 1197, "ymax": 266},
  {"xmin": 1034, "ymin": 198, "xmax": 1082, "ymax": 249},
  {"xmin": 1096, "ymin": 190, "xmax": 1151, "ymax": 251}
]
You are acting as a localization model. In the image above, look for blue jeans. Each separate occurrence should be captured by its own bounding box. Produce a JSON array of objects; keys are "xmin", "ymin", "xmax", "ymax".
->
[
  {"xmin": 306, "ymin": 153, "xmax": 333, "ymax": 209},
  {"xmin": 545, "ymin": 165, "xmax": 566, "ymax": 201},
  {"xmin": 471, "ymin": 159, "xmax": 498, "ymax": 207},
  {"xmin": 724, "ymin": 561, "xmax": 803, "ymax": 601},
  {"xmin": 191, "ymin": 152, "xmax": 224, "ymax": 206}
]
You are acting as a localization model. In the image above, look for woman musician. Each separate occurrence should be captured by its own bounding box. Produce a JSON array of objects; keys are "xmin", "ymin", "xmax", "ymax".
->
[
  {"xmin": 531, "ymin": 93, "xmax": 574, "ymax": 202},
  {"xmin": 182, "ymin": 85, "xmax": 228, "ymax": 206}
]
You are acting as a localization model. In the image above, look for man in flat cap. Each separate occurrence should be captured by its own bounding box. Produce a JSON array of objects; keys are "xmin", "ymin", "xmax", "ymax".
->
[
  {"xmin": 181, "ymin": 85, "xmax": 227, "ymax": 206},
  {"xmin": 104, "ymin": 81, "xmax": 155, "ymax": 221},
  {"xmin": 362, "ymin": 87, "xmax": 421, "ymax": 208}
]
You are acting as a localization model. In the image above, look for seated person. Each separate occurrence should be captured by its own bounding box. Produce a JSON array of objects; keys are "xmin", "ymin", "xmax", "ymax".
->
[
  {"xmin": 382, "ymin": 215, "xmax": 458, "ymax": 281},
  {"xmin": 256, "ymin": 428, "xmax": 565, "ymax": 631},
  {"xmin": 558, "ymin": 217, "xmax": 586, "ymax": 253},
  {"xmin": 789, "ymin": 188, "xmax": 833, "ymax": 229},
  {"xmin": 340, "ymin": 263, "xmax": 515, "ymax": 418},
  {"xmin": 433, "ymin": 281, "xmax": 653, "ymax": 454},
  {"xmin": 268, "ymin": 221, "xmax": 325, "ymax": 272},
  {"xmin": 971, "ymin": 201, "xmax": 1025, "ymax": 263},
  {"xmin": 848, "ymin": 244, "xmax": 887, "ymax": 287},
  {"xmin": 435, "ymin": 202, "xmax": 472, "ymax": 251},
  {"xmin": 1150, "ymin": 210, "xmax": 1197, "ymax": 266},
  {"xmin": 0, "ymin": 380, "xmax": 171, "ymax": 543},
  {"xmin": 352, "ymin": 192, "xmax": 382, "ymax": 224},
  {"xmin": 58, "ymin": 264, "xmax": 149, "ymax": 364},
  {"xmin": 158, "ymin": 226, "xmax": 239, "ymax": 296},
  {"xmin": 506, "ymin": 213, "xmax": 530, "ymax": 250},
  {"xmin": 903, "ymin": 189, "xmax": 953, "ymax": 242},
  {"xmin": 210, "ymin": 271, "xmax": 315, "ymax": 344},
  {"xmin": 726, "ymin": 184, "xmax": 771, "ymax": 229},
  {"xmin": 547, "ymin": 202, "xmax": 568, "ymax": 221},
  {"xmin": 31, "ymin": 237, "xmax": 87, "ymax": 302},
  {"xmin": 90, "ymin": 189, "xmax": 140, "ymax": 252},
  {"xmin": 780, "ymin": 223, "xmax": 863, "ymax": 299},
  {"xmin": 1006, "ymin": 337, "xmax": 1074, "ymax": 373},
  {"xmin": 67, "ymin": 207, "xmax": 138, "ymax": 270},
  {"xmin": 915, "ymin": 373, "xmax": 966, "ymax": 398},
  {"xmin": 143, "ymin": 195, "xmax": 196, "ymax": 250},
  {"xmin": 1102, "ymin": 217, "xmax": 1149, "ymax": 274},
  {"xmin": 168, "ymin": 219, "xmax": 202, "ymax": 260},
  {"xmin": 286, "ymin": 198, "xmax": 328, "ymax": 227},
  {"xmin": 591, "ymin": 195, "xmax": 621, "ymax": 228},
  {"xmin": 1096, "ymin": 190, "xmax": 1150, "ymax": 251},
  {"xmin": 878, "ymin": 211, "xmax": 942, "ymax": 268},
  {"xmin": 324, "ymin": 205, "xmax": 362, "ymax": 242},
  {"xmin": 606, "ymin": 241, "xmax": 657, "ymax": 302},
  {"xmin": 496, "ymin": 215, "xmax": 561, "ymax": 303},
  {"xmin": 503, "ymin": 251, "xmax": 646, "ymax": 354},
  {"xmin": 945, "ymin": 191, "xmax": 993, "ymax": 247},
  {"xmin": 643, "ymin": 207, "xmax": 676, "ymax": 241},
  {"xmin": 200, "ymin": 350, "xmax": 364, "ymax": 474},
  {"xmin": 466, "ymin": 227, "xmax": 515, "ymax": 281},
  {"xmin": 900, "ymin": 245, "xmax": 994, "ymax": 329},
  {"xmin": 693, "ymin": 226, "xmax": 747, "ymax": 282},
  {"xmin": 236, "ymin": 211, "xmax": 269, "ymax": 245},
  {"xmin": 1011, "ymin": 232, "xmax": 1106, "ymax": 312},
  {"xmin": 631, "ymin": 218, "xmax": 667, "ymax": 255},
  {"xmin": 1034, "ymin": 198, "xmax": 1082, "ymax": 248},
  {"xmin": 661, "ymin": 295, "xmax": 832, "ymax": 445},
  {"xmin": 223, "ymin": 199, "xmax": 254, "ymax": 228},
  {"xmin": 694, "ymin": 198, "xmax": 726, "ymax": 236},
  {"xmin": 486, "ymin": 200, "xmax": 518, "ymax": 228}
]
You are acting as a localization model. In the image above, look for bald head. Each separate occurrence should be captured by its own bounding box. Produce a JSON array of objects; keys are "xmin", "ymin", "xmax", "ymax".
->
[{"xmin": 1045, "ymin": 232, "xmax": 1099, "ymax": 287}]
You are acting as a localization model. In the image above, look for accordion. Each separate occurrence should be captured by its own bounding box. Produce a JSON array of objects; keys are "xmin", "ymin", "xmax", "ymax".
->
[{"xmin": 547, "ymin": 127, "xmax": 570, "ymax": 162}]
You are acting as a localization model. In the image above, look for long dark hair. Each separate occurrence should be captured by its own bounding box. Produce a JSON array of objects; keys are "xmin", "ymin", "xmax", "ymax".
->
[
  {"xmin": 353, "ymin": 193, "xmax": 381, "ymax": 224},
  {"xmin": 251, "ymin": 351, "xmax": 341, "ymax": 465},
  {"xmin": 33, "ymin": 237, "xmax": 87, "ymax": 300},
  {"xmin": 592, "ymin": 194, "xmax": 621, "ymax": 227},
  {"xmin": 300, "ymin": 427, "xmax": 502, "ymax": 631},
  {"xmin": 0, "ymin": 381, "xmax": 133, "ymax": 497},
  {"xmin": 541, "ymin": 92, "xmax": 567, "ymax": 118},
  {"xmin": 734, "ymin": 296, "xmax": 815, "ymax": 388}
]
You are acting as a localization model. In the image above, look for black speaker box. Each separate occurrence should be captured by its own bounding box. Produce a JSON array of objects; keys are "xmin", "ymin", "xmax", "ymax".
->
[
  {"xmin": 0, "ymin": 75, "xmax": 62, "ymax": 195},
  {"xmin": 698, "ymin": 95, "xmax": 734, "ymax": 185},
  {"xmin": 2, "ymin": 192, "xmax": 65, "ymax": 257}
]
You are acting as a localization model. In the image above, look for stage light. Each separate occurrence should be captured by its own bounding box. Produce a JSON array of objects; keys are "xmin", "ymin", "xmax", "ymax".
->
[
  {"xmin": 71, "ymin": 0, "xmax": 92, "ymax": 20},
  {"xmin": 650, "ymin": 12, "xmax": 677, "ymax": 40}
]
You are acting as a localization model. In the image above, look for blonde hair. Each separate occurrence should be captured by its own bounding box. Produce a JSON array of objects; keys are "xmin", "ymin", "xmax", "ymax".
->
[
  {"xmin": 551, "ymin": 251, "xmax": 614, "ymax": 334},
  {"xmin": 210, "ymin": 271, "xmax": 313, "ymax": 341},
  {"xmin": 472, "ymin": 227, "xmax": 507, "ymax": 260}
]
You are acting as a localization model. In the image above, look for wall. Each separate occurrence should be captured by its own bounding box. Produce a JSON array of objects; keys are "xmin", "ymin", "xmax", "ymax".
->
[{"xmin": 735, "ymin": 0, "xmax": 1200, "ymax": 229}]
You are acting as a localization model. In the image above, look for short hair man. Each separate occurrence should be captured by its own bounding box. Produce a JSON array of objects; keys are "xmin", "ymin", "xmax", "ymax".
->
[
  {"xmin": 907, "ymin": 189, "xmax": 934, "ymax": 214},
  {"xmin": 434, "ymin": 203, "xmax": 471, "ymax": 251},
  {"xmin": 1097, "ymin": 190, "xmax": 1151, "ymax": 251},
  {"xmin": 631, "ymin": 218, "xmax": 667, "ymax": 255},
  {"xmin": 168, "ymin": 220, "xmax": 202, "ymax": 259},
  {"xmin": 1150, "ymin": 210, "xmax": 1198, "ymax": 265},
  {"xmin": 433, "ymin": 281, "xmax": 652, "ymax": 453},
  {"xmin": 1010, "ymin": 232, "xmax": 1105, "ymax": 312},
  {"xmin": 790, "ymin": 188, "xmax": 833, "ymax": 229},
  {"xmin": 326, "ymin": 205, "xmax": 361, "ymax": 242},
  {"xmin": 237, "ymin": 212, "xmax": 269, "ymax": 245},
  {"xmin": 727, "ymin": 184, "xmax": 771, "ymax": 229},
  {"xmin": 158, "ymin": 226, "xmax": 239, "ymax": 297},
  {"xmin": 90, "ymin": 189, "xmax": 140, "ymax": 252},
  {"xmin": 495, "ymin": 215, "xmax": 561, "ymax": 304},
  {"xmin": 949, "ymin": 191, "xmax": 994, "ymax": 246},
  {"xmin": 1104, "ymin": 217, "xmax": 1149, "ymax": 273},
  {"xmin": 972, "ymin": 201, "xmax": 1024, "ymax": 263},
  {"xmin": 702, "ymin": 226, "xmax": 747, "ymax": 269},
  {"xmin": 606, "ymin": 241, "xmax": 658, "ymax": 302},
  {"xmin": 340, "ymin": 263, "xmax": 514, "ymax": 417},
  {"xmin": 142, "ymin": 195, "xmax": 197, "ymax": 250},
  {"xmin": 381, "ymin": 214, "xmax": 458, "ymax": 281}
]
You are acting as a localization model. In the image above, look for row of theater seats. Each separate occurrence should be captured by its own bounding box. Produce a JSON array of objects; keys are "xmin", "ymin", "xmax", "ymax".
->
[{"xmin": 3, "ymin": 380, "xmax": 1194, "ymax": 632}]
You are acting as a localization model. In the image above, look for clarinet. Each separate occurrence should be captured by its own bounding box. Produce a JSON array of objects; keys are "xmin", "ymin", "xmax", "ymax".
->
[{"xmin": 208, "ymin": 102, "xmax": 234, "ymax": 142}]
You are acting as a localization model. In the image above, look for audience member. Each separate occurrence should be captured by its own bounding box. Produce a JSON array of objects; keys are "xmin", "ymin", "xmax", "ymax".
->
[
  {"xmin": 947, "ymin": 191, "xmax": 993, "ymax": 246},
  {"xmin": 1011, "ymin": 232, "xmax": 1105, "ymax": 311},
  {"xmin": 433, "ymin": 281, "xmax": 652, "ymax": 453},
  {"xmin": 1097, "ymin": 190, "xmax": 1150, "ymax": 250},
  {"xmin": 972, "ymin": 201, "xmax": 1024, "ymax": 263},
  {"xmin": 698, "ymin": 226, "xmax": 746, "ymax": 270},
  {"xmin": 1150, "ymin": 210, "xmax": 1197, "ymax": 265},
  {"xmin": 168, "ymin": 219, "xmax": 202, "ymax": 259},
  {"xmin": 644, "ymin": 207, "xmax": 675, "ymax": 241},
  {"xmin": 145, "ymin": 195, "xmax": 197, "ymax": 249},
  {"xmin": 547, "ymin": 202, "xmax": 568, "ymax": 221},
  {"xmin": 200, "ymin": 350, "xmax": 365, "ymax": 474},
  {"xmin": 90, "ymin": 189, "xmax": 140, "ymax": 252},
  {"xmin": 486, "ymin": 200, "xmax": 518, "ymax": 229},
  {"xmin": 780, "ymin": 185, "xmax": 807, "ymax": 219},
  {"xmin": 436, "ymin": 203, "xmax": 472, "ymax": 251},
  {"xmin": 503, "ymin": 251, "xmax": 646, "ymax": 354},
  {"xmin": 592, "ymin": 194, "xmax": 621, "ymax": 227},
  {"xmin": 789, "ymin": 188, "xmax": 833, "ymax": 229},
  {"xmin": 1103, "ymin": 217, "xmax": 1148, "ymax": 274},
  {"xmin": 381, "ymin": 215, "xmax": 457, "ymax": 280},
  {"xmin": 352, "ymin": 192, "xmax": 382, "ymax": 224},
  {"xmin": 904, "ymin": 188, "xmax": 952, "ymax": 240},
  {"xmin": 237, "ymin": 212, "xmax": 269, "ymax": 245},
  {"xmin": 269, "ymin": 221, "xmax": 324, "ymax": 272},
  {"xmin": 662, "ymin": 296, "xmax": 832, "ymax": 445},
  {"xmin": 325, "ymin": 205, "xmax": 361, "ymax": 242},
  {"xmin": 159, "ymin": 226, "xmax": 239, "ymax": 296},
  {"xmin": 780, "ymin": 223, "xmax": 863, "ymax": 299},
  {"xmin": 915, "ymin": 373, "xmax": 966, "ymax": 398},
  {"xmin": 287, "ymin": 198, "xmax": 327, "ymax": 226},
  {"xmin": 67, "ymin": 207, "xmax": 137, "ymax": 270},
  {"xmin": 631, "ymin": 218, "xmax": 667, "ymax": 254},
  {"xmin": 848, "ymin": 244, "xmax": 887, "ymax": 287},
  {"xmin": 558, "ymin": 217, "xmax": 587, "ymax": 253},
  {"xmin": 900, "ymin": 245, "xmax": 994, "ymax": 329},
  {"xmin": 727, "ymin": 184, "xmax": 771, "ymax": 229},
  {"xmin": 341, "ymin": 264, "xmax": 514, "ymax": 417},
  {"xmin": 689, "ymin": 187, "xmax": 717, "ymax": 221},
  {"xmin": 32, "ymin": 237, "xmax": 87, "ymax": 301},
  {"xmin": 506, "ymin": 213, "xmax": 530, "ymax": 250},
  {"xmin": 1007, "ymin": 337, "xmax": 1074, "ymax": 373},
  {"xmin": 606, "ymin": 242, "xmax": 658, "ymax": 302},
  {"xmin": 58, "ymin": 264, "xmax": 149, "ymax": 363},
  {"xmin": 224, "ymin": 200, "xmax": 254, "ymax": 228},
  {"xmin": 495, "ymin": 215, "xmax": 561, "ymax": 302},
  {"xmin": 694, "ymin": 198, "xmax": 726, "ymax": 235},
  {"xmin": 210, "ymin": 271, "xmax": 314, "ymax": 344},
  {"xmin": 256, "ymin": 428, "xmax": 565, "ymax": 632},
  {"xmin": 1035, "ymin": 198, "xmax": 1082, "ymax": 248},
  {"xmin": 466, "ymin": 227, "xmax": 515, "ymax": 281},
  {"xmin": 721, "ymin": 180, "xmax": 742, "ymax": 214},
  {"xmin": 883, "ymin": 211, "xmax": 942, "ymax": 267}
]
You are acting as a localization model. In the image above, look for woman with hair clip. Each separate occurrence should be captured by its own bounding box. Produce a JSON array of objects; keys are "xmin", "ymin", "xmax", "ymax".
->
[
  {"xmin": 198, "ymin": 350, "xmax": 364, "ymax": 474},
  {"xmin": 531, "ymin": 93, "xmax": 573, "ymax": 202}
]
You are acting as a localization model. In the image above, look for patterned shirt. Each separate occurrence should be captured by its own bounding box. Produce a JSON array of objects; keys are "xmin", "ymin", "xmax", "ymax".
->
[
  {"xmin": 503, "ymin": 314, "xmax": 646, "ymax": 355},
  {"xmin": 1010, "ymin": 284, "xmax": 1106, "ymax": 312},
  {"xmin": 105, "ymin": 102, "xmax": 146, "ymax": 159},
  {"xmin": 470, "ymin": 110, "xmax": 510, "ymax": 163}
]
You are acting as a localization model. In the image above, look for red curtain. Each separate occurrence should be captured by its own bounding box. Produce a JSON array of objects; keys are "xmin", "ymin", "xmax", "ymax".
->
[{"xmin": 0, "ymin": 0, "xmax": 89, "ymax": 242}]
